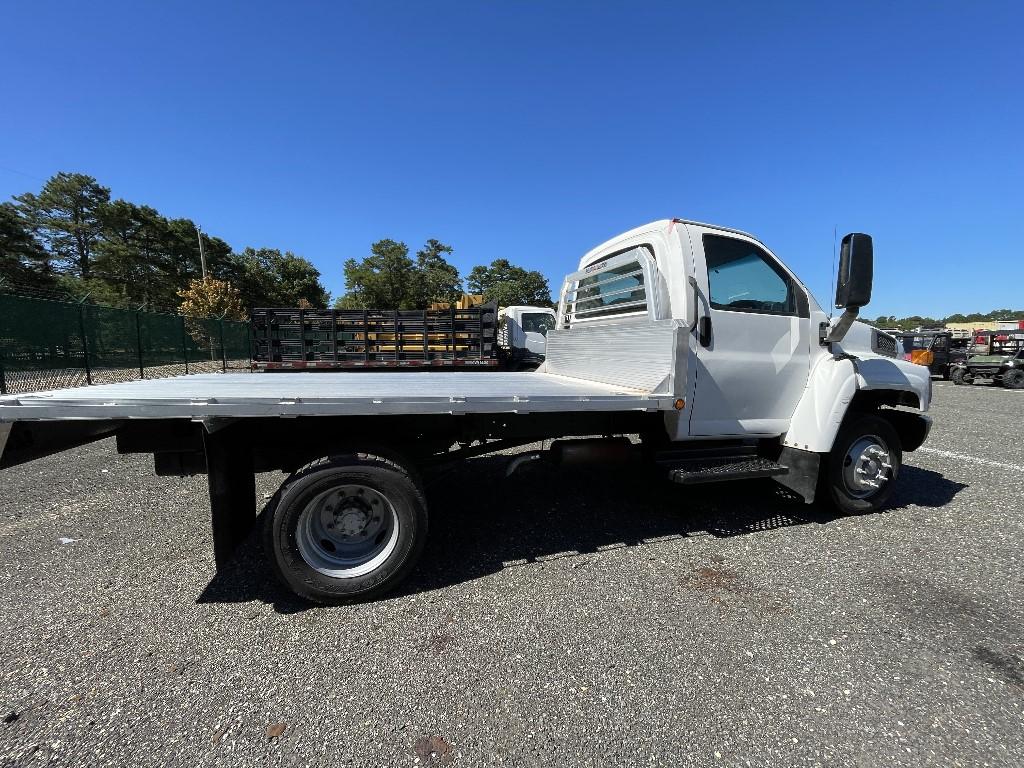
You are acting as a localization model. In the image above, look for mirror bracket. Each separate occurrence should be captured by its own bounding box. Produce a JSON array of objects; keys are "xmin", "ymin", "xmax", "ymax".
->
[{"xmin": 824, "ymin": 307, "xmax": 860, "ymax": 344}]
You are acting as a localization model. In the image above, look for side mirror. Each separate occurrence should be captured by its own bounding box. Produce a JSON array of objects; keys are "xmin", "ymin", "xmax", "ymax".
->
[{"xmin": 835, "ymin": 233, "xmax": 873, "ymax": 309}]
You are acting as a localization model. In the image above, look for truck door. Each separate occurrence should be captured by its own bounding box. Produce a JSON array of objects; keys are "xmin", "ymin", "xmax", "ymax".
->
[
  {"xmin": 519, "ymin": 311, "xmax": 555, "ymax": 355},
  {"xmin": 687, "ymin": 229, "xmax": 812, "ymax": 436}
]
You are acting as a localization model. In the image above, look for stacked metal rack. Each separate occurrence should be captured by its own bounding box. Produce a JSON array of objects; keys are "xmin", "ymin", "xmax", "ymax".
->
[{"xmin": 251, "ymin": 304, "xmax": 498, "ymax": 369}]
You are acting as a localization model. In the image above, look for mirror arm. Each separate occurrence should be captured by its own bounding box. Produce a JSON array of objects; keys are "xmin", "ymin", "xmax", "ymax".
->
[{"xmin": 824, "ymin": 306, "xmax": 860, "ymax": 343}]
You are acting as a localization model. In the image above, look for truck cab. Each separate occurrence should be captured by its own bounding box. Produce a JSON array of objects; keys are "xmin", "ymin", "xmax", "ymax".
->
[
  {"xmin": 497, "ymin": 305, "xmax": 556, "ymax": 370},
  {"xmin": 547, "ymin": 219, "xmax": 931, "ymax": 504}
]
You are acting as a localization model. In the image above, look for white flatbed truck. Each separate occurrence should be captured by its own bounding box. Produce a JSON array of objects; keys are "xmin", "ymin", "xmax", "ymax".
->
[{"xmin": 0, "ymin": 219, "xmax": 932, "ymax": 603}]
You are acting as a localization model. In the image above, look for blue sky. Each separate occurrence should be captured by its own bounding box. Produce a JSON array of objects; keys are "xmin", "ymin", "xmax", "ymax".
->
[{"xmin": 1, "ymin": 1, "xmax": 1021, "ymax": 317}]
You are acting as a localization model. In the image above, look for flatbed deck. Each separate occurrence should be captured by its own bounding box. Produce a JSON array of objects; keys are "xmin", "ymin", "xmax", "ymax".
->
[{"xmin": 0, "ymin": 372, "xmax": 674, "ymax": 421}]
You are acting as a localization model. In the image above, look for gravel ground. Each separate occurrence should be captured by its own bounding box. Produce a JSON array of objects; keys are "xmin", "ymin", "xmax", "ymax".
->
[{"xmin": 0, "ymin": 381, "xmax": 1022, "ymax": 767}]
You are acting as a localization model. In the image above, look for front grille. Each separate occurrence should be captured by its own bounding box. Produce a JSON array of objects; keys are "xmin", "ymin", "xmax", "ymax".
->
[{"xmin": 872, "ymin": 330, "xmax": 897, "ymax": 357}]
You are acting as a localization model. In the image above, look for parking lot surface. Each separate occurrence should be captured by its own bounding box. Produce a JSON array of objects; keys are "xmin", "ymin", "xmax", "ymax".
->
[{"xmin": 1, "ymin": 381, "xmax": 1022, "ymax": 767}]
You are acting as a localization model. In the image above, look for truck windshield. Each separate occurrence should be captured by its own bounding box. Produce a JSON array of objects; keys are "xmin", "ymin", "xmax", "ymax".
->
[{"xmin": 521, "ymin": 313, "xmax": 555, "ymax": 336}]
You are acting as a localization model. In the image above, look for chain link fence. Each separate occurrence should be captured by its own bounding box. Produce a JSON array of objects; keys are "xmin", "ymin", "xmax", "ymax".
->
[{"xmin": 0, "ymin": 293, "xmax": 252, "ymax": 395}]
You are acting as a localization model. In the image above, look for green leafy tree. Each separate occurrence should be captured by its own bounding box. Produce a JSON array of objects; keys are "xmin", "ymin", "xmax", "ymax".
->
[
  {"xmin": 335, "ymin": 238, "xmax": 466, "ymax": 310},
  {"xmin": 230, "ymin": 247, "xmax": 330, "ymax": 309},
  {"xmin": 93, "ymin": 201, "xmax": 172, "ymax": 306},
  {"xmin": 467, "ymin": 258, "xmax": 552, "ymax": 307},
  {"xmin": 413, "ymin": 239, "xmax": 462, "ymax": 307},
  {"xmin": 336, "ymin": 239, "xmax": 417, "ymax": 309},
  {"xmin": 161, "ymin": 218, "xmax": 233, "ymax": 294},
  {"xmin": 0, "ymin": 202, "xmax": 53, "ymax": 287},
  {"xmin": 333, "ymin": 292, "xmax": 367, "ymax": 309},
  {"xmin": 870, "ymin": 309, "xmax": 1024, "ymax": 330},
  {"xmin": 13, "ymin": 172, "xmax": 111, "ymax": 278}
]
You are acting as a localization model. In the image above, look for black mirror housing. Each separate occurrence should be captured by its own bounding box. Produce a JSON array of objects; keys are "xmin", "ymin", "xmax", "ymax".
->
[{"xmin": 835, "ymin": 233, "xmax": 873, "ymax": 309}]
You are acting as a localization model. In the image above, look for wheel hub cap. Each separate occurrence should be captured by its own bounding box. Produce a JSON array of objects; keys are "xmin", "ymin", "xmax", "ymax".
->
[
  {"xmin": 843, "ymin": 437, "xmax": 892, "ymax": 498},
  {"xmin": 296, "ymin": 484, "xmax": 400, "ymax": 578},
  {"xmin": 336, "ymin": 506, "xmax": 369, "ymax": 537}
]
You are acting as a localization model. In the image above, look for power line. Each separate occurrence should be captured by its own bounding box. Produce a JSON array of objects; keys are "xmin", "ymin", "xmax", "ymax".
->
[{"xmin": 0, "ymin": 164, "xmax": 47, "ymax": 183}]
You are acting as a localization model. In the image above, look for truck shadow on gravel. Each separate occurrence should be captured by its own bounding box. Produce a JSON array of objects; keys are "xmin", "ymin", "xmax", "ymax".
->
[{"xmin": 198, "ymin": 458, "xmax": 966, "ymax": 612}]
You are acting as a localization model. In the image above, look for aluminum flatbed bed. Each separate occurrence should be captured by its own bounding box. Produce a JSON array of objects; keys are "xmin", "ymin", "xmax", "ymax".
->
[{"xmin": 0, "ymin": 371, "xmax": 673, "ymax": 421}]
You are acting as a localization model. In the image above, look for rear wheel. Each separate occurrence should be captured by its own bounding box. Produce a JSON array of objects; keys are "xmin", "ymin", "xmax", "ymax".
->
[
  {"xmin": 1002, "ymin": 369, "xmax": 1024, "ymax": 389},
  {"xmin": 820, "ymin": 414, "xmax": 902, "ymax": 515},
  {"xmin": 264, "ymin": 453, "xmax": 428, "ymax": 603},
  {"xmin": 951, "ymin": 367, "xmax": 967, "ymax": 385}
]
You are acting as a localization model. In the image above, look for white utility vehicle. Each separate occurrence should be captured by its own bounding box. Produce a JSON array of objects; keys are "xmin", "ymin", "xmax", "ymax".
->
[
  {"xmin": 0, "ymin": 219, "xmax": 931, "ymax": 603},
  {"xmin": 497, "ymin": 305, "xmax": 556, "ymax": 369}
]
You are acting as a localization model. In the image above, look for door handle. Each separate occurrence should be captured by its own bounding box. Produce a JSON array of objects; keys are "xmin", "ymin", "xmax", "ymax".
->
[
  {"xmin": 698, "ymin": 315, "xmax": 712, "ymax": 347},
  {"xmin": 687, "ymin": 275, "xmax": 700, "ymax": 330}
]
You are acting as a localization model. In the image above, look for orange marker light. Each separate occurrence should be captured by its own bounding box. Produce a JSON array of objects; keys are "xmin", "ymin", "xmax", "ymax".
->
[{"xmin": 674, "ymin": 398, "xmax": 686, "ymax": 410}]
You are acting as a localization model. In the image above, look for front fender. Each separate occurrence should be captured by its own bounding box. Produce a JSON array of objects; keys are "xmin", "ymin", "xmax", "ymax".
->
[
  {"xmin": 783, "ymin": 355, "xmax": 931, "ymax": 454},
  {"xmin": 854, "ymin": 356, "xmax": 932, "ymax": 406}
]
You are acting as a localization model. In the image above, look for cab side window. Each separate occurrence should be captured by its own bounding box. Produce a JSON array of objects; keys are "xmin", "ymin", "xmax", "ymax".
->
[{"xmin": 702, "ymin": 234, "xmax": 803, "ymax": 317}]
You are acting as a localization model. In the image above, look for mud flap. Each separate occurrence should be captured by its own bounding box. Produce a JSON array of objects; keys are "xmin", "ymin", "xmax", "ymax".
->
[{"xmin": 775, "ymin": 446, "xmax": 821, "ymax": 504}]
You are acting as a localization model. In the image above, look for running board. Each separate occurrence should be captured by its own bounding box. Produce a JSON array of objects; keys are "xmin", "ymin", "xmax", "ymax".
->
[{"xmin": 665, "ymin": 455, "xmax": 789, "ymax": 485}]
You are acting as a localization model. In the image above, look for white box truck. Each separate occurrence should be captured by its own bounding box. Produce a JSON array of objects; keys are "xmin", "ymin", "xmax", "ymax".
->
[
  {"xmin": 0, "ymin": 219, "xmax": 931, "ymax": 603},
  {"xmin": 497, "ymin": 305, "xmax": 556, "ymax": 370}
]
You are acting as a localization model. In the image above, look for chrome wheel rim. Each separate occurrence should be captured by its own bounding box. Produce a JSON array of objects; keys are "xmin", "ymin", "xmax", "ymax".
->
[
  {"xmin": 842, "ymin": 435, "xmax": 892, "ymax": 499},
  {"xmin": 296, "ymin": 484, "xmax": 400, "ymax": 578}
]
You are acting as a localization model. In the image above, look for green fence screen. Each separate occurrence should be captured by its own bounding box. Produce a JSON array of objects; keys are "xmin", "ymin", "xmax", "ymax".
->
[{"xmin": 0, "ymin": 293, "xmax": 252, "ymax": 394}]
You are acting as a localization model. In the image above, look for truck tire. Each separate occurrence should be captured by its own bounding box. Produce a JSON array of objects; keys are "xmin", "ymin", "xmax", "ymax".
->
[
  {"xmin": 263, "ymin": 453, "xmax": 428, "ymax": 603},
  {"xmin": 1002, "ymin": 369, "xmax": 1024, "ymax": 389},
  {"xmin": 819, "ymin": 414, "xmax": 902, "ymax": 515},
  {"xmin": 951, "ymin": 368, "xmax": 966, "ymax": 385}
]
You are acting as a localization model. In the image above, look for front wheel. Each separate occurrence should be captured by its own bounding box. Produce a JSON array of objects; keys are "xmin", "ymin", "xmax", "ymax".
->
[
  {"xmin": 264, "ymin": 453, "xmax": 428, "ymax": 603},
  {"xmin": 820, "ymin": 414, "xmax": 902, "ymax": 515},
  {"xmin": 1002, "ymin": 369, "xmax": 1024, "ymax": 389}
]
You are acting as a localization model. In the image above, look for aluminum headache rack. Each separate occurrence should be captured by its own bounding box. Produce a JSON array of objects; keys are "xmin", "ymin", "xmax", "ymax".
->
[
  {"xmin": 251, "ymin": 304, "xmax": 499, "ymax": 369},
  {"xmin": 555, "ymin": 247, "xmax": 666, "ymax": 330}
]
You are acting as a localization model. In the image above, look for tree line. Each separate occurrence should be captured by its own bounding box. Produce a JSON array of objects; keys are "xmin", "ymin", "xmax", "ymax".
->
[
  {"xmin": 0, "ymin": 173, "xmax": 330, "ymax": 315},
  {"xmin": 335, "ymin": 238, "xmax": 551, "ymax": 310},
  {"xmin": 1, "ymin": 172, "xmax": 553, "ymax": 319},
  {"xmin": 869, "ymin": 310, "xmax": 1024, "ymax": 330}
]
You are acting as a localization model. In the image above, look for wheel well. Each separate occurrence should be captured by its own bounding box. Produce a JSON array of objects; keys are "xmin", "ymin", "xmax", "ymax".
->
[
  {"xmin": 850, "ymin": 389, "xmax": 921, "ymax": 411},
  {"xmin": 845, "ymin": 393, "xmax": 930, "ymax": 453}
]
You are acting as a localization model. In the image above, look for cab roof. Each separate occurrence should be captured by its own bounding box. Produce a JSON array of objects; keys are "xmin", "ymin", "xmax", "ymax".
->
[{"xmin": 578, "ymin": 218, "xmax": 760, "ymax": 268}]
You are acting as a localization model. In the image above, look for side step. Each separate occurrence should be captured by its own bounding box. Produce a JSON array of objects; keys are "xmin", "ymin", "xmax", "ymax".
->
[{"xmin": 665, "ymin": 455, "xmax": 789, "ymax": 485}]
